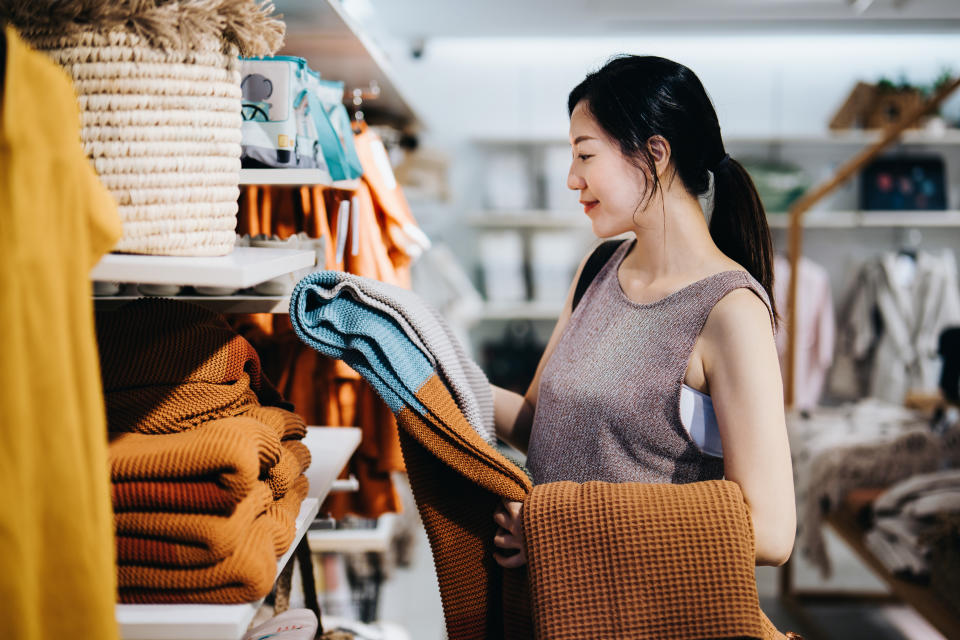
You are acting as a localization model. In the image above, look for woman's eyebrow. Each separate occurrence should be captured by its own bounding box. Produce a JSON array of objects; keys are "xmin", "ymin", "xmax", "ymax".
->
[{"xmin": 572, "ymin": 135, "xmax": 596, "ymax": 145}]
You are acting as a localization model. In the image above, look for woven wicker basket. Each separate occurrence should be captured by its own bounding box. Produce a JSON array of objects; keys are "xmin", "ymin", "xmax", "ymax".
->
[{"xmin": 19, "ymin": 29, "xmax": 242, "ymax": 255}]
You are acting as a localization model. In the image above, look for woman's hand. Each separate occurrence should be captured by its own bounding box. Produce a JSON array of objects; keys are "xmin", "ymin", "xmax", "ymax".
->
[{"xmin": 493, "ymin": 499, "xmax": 526, "ymax": 568}]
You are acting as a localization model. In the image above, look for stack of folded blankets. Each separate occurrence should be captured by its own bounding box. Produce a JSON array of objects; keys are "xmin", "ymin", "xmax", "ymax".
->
[
  {"xmin": 97, "ymin": 299, "xmax": 311, "ymax": 604},
  {"xmin": 289, "ymin": 271, "xmax": 792, "ymax": 640},
  {"xmin": 865, "ymin": 469, "xmax": 960, "ymax": 582}
]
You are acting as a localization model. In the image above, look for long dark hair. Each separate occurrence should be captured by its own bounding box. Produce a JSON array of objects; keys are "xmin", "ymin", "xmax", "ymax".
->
[{"xmin": 568, "ymin": 55, "xmax": 777, "ymax": 324}]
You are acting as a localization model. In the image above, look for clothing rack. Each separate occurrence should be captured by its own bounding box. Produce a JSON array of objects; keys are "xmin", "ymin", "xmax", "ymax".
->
[{"xmin": 778, "ymin": 76, "xmax": 960, "ymax": 635}]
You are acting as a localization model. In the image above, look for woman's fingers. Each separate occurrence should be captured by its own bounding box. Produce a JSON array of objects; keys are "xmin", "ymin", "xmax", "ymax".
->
[
  {"xmin": 493, "ymin": 549, "xmax": 527, "ymax": 568},
  {"xmin": 494, "ymin": 528, "xmax": 522, "ymax": 550},
  {"xmin": 493, "ymin": 510, "xmax": 510, "ymax": 529}
]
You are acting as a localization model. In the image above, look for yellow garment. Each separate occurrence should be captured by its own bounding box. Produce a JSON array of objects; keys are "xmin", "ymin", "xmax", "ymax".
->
[{"xmin": 0, "ymin": 27, "xmax": 122, "ymax": 639}]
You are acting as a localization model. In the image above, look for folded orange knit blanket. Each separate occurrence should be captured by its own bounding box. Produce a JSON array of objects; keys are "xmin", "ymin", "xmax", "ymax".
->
[
  {"xmin": 118, "ymin": 512, "xmax": 279, "ymax": 604},
  {"xmin": 96, "ymin": 299, "xmax": 286, "ymax": 433},
  {"xmin": 116, "ymin": 482, "xmax": 274, "ymax": 566},
  {"xmin": 525, "ymin": 480, "xmax": 785, "ymax": 640},
  {"xmin": 266, "ymin": 441, "xmax": 312, "ymax": 500},
  {"xmin": 242, "ymin": 405, "xmax": 308, "ymax": 441},
  {"xmin": 109, "ymin": 417, "xmax": 282, "ymax": 500},
  {"xmin": 115, "ymin": 476, "xmax": 308, "ymax": 568}
]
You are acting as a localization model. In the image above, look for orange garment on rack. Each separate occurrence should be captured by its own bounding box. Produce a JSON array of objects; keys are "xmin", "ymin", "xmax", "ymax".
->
[
  {"xmin": 234, "ymin": 182, "xmax": 413, "ymax": 518},
  {"xmin": 0, "ymin": 26, "xmax": 122, "ymax": 640}
]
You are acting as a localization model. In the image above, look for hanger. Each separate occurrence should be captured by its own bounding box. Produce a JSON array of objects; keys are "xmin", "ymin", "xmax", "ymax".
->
[{"xmin": 897, "ymin": 227, "xmax": 922, "ymax": 262}]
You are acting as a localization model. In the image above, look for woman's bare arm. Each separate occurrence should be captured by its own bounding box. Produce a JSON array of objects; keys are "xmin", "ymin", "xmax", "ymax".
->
[{"xmin": 701, "ymin": 289, "xmax": 797, "ymax": 566}]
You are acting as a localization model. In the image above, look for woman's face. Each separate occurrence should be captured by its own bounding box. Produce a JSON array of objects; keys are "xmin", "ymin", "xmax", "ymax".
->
[{"xmin": 567, "ymin": 101, "xmax": 651, "ymax": 237}]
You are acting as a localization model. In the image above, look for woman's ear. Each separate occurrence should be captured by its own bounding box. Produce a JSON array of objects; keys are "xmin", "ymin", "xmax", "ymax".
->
[{"xmin": 647, "ymin": 135, "xmax": 671, "ymax": 177}]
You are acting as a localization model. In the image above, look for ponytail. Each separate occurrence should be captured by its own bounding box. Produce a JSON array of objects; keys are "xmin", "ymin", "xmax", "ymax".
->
[{"xmin": 709, "ymin": 156, "xmax": 778, "ymax": 327}]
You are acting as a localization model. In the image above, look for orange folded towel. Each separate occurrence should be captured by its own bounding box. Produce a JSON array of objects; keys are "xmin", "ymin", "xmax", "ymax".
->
[
  {"xmin": 524, "ymin": 480, "xmax": 786, "ymax": 640},
  {"xmin": 266, "ymin": 441, "xmax": 312, "ymax": 500},
  {"xmin": 116, "ymin": 476, "xmax": 310, "ymax": 604},
  {"xmin": 242, "ymin": 405, "xmax": 308, "ymax": 441},
  {"xmin": 96, "ymin": 299, "xmax": 286, "ymax": 433},
  {"xmin": 116, "ymin": 483, "xmax": 274, "ymax": 566}
]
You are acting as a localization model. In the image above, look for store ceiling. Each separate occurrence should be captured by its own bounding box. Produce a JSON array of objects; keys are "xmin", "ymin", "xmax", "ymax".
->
[{"xmin": 275, "ymin": 0, "xmax": 960, "ymax": 38}]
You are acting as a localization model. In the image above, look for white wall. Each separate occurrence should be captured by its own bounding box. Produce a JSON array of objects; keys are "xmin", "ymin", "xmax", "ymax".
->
[{"xmin": 390, "ymin": 33, "xmax": 960, "ymax": 142}]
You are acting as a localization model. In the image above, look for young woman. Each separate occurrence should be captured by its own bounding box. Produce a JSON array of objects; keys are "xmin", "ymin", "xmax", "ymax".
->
[{"xmin": 490, "ymin": 55, "xmax": 796, "ymax": 568}]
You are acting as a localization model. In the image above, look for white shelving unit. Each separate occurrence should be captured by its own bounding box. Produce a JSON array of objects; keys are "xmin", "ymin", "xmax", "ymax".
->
[
  {"xmin": 94, "ymin": 295, "xmax": 291, "ymax": 314},
  {"xmin": 91, "ymin": 247, "xmax": 315, "ymax": 289},
  {"xmin": 767, "ymin": 210, "xmax": 960, "ymax": 228},
  {"xmin": 308, "ymin": 513, "xmax": 398, "ymax": 554},
  {"xmin": 276, "ymin": 0, "xmax": 422, "ymax": 128},
  {"xmin": 480, "ymin": 302, "xmax": 564, "ymax": 321},
  {"xmin": 467, "ymin": 210, "xmax": 960, "ymax": 230},
  {"xmin": 471, "ymin": 129, "xmax": 960, "ymax": 147},
  {"xmin": 115, "ymin": 498, "xmax": 320, "ymax": 640},
  {"xmin": 303, "ymin": 426, "xmax": 363, "ymax": 505},
  {"xmin": 239, "ymin": 169, "xmax": 359, "ymax": 190}
]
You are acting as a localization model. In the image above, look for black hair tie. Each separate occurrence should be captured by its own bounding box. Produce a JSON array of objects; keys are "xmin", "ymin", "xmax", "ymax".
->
[{"xmin": 714, "ymin": 153, "xmax": 731, "ymax": 170}]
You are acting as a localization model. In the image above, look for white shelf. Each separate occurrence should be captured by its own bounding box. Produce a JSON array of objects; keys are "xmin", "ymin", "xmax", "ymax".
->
[
  {"xmin": 471, "ymin": 129, "xmax": 960, "ymax": 146},
  {"xmin": 330, "ymin": 475, "xmax": 360, "ymax": 493},
  {"xmin": 91, "ymin": 247, "xmax": 315, "ymax": 288},
  {"xmin": 478, "ymin": 302, "xmax": 563, "ymax": 321},
  {"xmin": 308, "ymin": 513, "xmax": 397, "ymax": 554},
  {"xmin": 239, "ymin": 169, "xmax": 359, "ymax": 189},
  {"xmin": 116, "ymin": 497, "xmax": 320, "ymax": 640},
  {"xmin": 467, "ymin": 213, "xmax": 589, "ymax": 229},
  {"xmin": 94, "ymin": 295, "xmax": 292, "ymax": 314},
  {"xmin": 277, "ymin": 0, "xmax": 422, "ymax": 128},
  {"xmin": 767, "ymin": 210, "xmax": 960, "ymax": 228},
  {"xmin": 302, "ymin": 426, "xmax": 362, "ymax": 505}
]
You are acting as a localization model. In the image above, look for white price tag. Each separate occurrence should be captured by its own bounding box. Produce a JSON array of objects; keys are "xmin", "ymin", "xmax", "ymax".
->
[{"xmin": 370, "ymin": 138, "xmax": 398, "ymax": 191}]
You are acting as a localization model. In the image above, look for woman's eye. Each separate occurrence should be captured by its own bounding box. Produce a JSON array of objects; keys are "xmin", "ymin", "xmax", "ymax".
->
[{"xmin": 578, "ymin": 154, "xmax": 593, "ymax": 161}]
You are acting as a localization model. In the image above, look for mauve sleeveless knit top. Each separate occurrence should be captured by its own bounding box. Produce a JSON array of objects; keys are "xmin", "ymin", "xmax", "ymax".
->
[{"xmin": 526, "ymin": 239, "xmax": 773, "ymax": 486}]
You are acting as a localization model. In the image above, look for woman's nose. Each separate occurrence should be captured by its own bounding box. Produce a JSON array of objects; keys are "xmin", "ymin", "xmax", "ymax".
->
[{"xmin": 567, "ymin": 166, "xmax": 585, "ymax": 190}]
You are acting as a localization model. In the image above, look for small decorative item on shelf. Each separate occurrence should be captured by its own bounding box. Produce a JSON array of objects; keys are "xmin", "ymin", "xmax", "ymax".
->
[
  {"xmin": 740, "ymin": 159, "xmax": 810, "ymax": 213},
  {"xmin": 860, "ymin": 155, "xmax": 947, "ymax": 211},
  {"xmin": 830, "ymin": 69, "xmax": 954, "ymax": 131},
  {"xmin": 2, "ymin": 0, "xmax": 285, "ymax": 256},
  {"xmin": 239, "ymin": 56, "xmax": 364, "ymax": 182}
]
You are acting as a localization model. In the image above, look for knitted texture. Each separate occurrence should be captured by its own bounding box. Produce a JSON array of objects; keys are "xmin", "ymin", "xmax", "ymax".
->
[
  {"xmin": 290, "ymin": 273, "xmax": 531, "ymax": 637},
  {"xmin": 524, "ymin": 480, "xmax": 780, "ymax": 640},
  {"xmin": 242, "ymin": 405, "xmax": 309, "ymax": 441},
  {"xmin": 116, "ymin": 476, "xmax": 307, "ymax": 569},
  {"xmin": 118, "ymin": 511, "xmax": 279, "ymax": 604},
  {"xmin": 96, "ymin": 299, "xmax": 285, "ymax": 432},
  {"xmin": 109, "ymin": 416, "xmax": 281, "ymax": 504},
  {"xmin": 266, "ymin": 441, "xmax": 312, "ymax": 500},
  {"xmin": 291, "ymin": 271, "xmax": 496, "ymax": 443},
  {"xmin": 116, "ymin": 482, "xmax": 274, "ymax": 565}
]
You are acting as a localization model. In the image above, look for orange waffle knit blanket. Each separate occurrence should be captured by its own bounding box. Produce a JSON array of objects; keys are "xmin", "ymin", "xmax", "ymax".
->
[
  {"xmin": 96, "ymin": 299, "xmax": 286, "ymax": 433},
  {"xmin": 525, "ymin": 480, "xmax": 786, "ymax": 640}
]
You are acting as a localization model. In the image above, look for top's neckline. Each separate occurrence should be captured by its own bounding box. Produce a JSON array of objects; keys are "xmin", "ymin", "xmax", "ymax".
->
[{"xmin": 611, "ymin": 239, "xmax": 748, "ymax": 309}]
